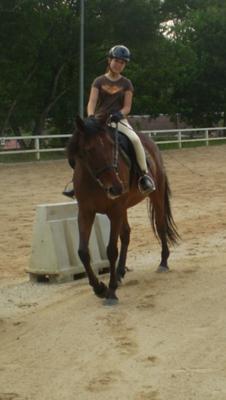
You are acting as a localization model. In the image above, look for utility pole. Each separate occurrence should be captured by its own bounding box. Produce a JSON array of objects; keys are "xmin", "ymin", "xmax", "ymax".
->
[{"xmin": 79, "ymin": 0, "xmax": 84, "ymax": 117}]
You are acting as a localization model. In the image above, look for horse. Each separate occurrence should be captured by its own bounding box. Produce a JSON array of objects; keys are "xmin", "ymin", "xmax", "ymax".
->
[{"xmin": 67, "ymin": 115, "xmax": 179, "ymax": 304}]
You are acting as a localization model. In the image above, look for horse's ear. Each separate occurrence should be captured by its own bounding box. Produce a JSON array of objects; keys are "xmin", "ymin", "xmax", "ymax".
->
[{"xmin": 75, "ymin": 115, "xmax": 85, "ymax": 132}]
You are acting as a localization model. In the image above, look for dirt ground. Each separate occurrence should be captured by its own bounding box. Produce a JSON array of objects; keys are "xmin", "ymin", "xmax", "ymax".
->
[{"xmin": 0, "ymin": 145, "xmax": 226, "ymax": 400}]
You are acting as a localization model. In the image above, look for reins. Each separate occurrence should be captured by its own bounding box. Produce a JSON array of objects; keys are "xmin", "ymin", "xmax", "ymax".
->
[
  {"xmin": 166, "ymin": 151, "xmax": 204, "ymax": 178},
  {"xmin": 113, "ymin": 123, "xmax": 119, "ymax": 171},
  {"xmin": 84, "ymin": 122, "xmax": 120, "ymax": 189},
  {"xmin": 118, "ymin": 120, "xmax": 204, "ymax": 178}
]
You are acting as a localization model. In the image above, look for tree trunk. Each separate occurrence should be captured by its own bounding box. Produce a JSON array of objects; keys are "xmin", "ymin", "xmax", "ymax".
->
[
  {"xmin": 0, "ymin": 25, "xmax": 57, "ymax": 136},
  {"xmin": 0, "ymin": 66, "xmax": 37, "ymax": 137},
  {"xmin": 32, "ymin": 64, "xmax": 67, "ymax": 136}
]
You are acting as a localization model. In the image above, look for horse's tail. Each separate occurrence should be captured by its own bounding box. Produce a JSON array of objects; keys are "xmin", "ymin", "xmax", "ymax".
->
[{"xmin": 149, "ymin": 174, "xmax": 180, "ymax": 245}]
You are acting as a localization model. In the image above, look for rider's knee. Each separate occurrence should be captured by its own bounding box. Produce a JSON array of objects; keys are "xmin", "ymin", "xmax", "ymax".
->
[{"xmin": 129, "ymin": 134, "xmax": 141, "ymax": 147}]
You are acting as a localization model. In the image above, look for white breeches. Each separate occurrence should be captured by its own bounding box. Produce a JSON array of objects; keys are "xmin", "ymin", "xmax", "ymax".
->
[{"xmin": 110, "ymin": 119, "xmax": 148, "ymax": 173}]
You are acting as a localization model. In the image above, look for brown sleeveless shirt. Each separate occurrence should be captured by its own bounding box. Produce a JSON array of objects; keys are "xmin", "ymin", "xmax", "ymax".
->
[{"xmin": 92, "ymin": 74, "xmax": 134, "ymax": 119}]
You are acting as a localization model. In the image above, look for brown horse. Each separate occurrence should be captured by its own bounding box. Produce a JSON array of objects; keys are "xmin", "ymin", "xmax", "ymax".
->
[{"xmin": 67, "ymin": 116, "xmax": 179, "ymax": 304}]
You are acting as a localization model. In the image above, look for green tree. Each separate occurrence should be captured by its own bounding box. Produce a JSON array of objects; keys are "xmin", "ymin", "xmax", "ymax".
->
[
  {"xmin": 2, "ymin": 0, "xmax": 226, "ymax": 135},
  {"xmin": 165, "ymin": 0, "xmax": 226, "ymax": 125},
  {"xmin": 0, "ymin": 0, "xmax": 80, "ymax": 136}
]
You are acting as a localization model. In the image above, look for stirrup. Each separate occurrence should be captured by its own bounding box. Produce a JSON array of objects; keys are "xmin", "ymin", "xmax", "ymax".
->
[
  {"xmin": 138, "ymin": 175, "xmax": 156, "ymax": 195},
  {"xmin": 62, "ymin": 181, "xmax": 75, "ymax": 199},
  {"xmin": 62, "ymin": 189, "xmax": 75, "ymax": 199}
]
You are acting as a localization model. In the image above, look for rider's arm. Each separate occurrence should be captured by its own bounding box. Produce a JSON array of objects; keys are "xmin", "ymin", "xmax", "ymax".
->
[
  {"xmin": 87, "ymin": 86, "xmax": 99, "ymax": 116},
  {"xmin": 120, "ymin": 90, "xmax": 133, "ymax": 117}
]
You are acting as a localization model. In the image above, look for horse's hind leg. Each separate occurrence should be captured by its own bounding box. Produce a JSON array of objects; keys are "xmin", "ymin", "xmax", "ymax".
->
[
  {"xmin": 116, "ymin": 212, "xmax": 131, "ymax": 282},
  {"xmin": 105, "ymin": 215, "xmax": 124, "ymax": 303},
  {"xmin": 78, "ymin": 209, "xmax": 108, "ymax": 298}
]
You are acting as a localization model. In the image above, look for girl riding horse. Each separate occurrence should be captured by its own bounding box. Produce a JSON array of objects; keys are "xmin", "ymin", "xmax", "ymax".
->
[{"xmin": 63, "ymin": 45, "xmax": 155, "ymax": 198}]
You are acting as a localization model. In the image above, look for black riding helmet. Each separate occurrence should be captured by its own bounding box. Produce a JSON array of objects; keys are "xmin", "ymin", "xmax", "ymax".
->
[{"xmin": 108, "ymin": 45, "xmax": 131, "ymax": 62}]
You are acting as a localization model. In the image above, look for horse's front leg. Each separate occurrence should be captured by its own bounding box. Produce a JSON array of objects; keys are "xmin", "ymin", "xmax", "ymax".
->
[
  {"xmin": 78, "ymin": 209, "xmax": 108, "ymax": 298},
  {"xmin": 105, "ymin": 216, "xmax": 123, "ymax": 304}
]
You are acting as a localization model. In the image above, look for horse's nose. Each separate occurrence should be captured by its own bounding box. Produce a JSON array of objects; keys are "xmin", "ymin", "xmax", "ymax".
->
[{"xmin": 108, "ymin": 184, "xmax": 123, "ymax": 198}]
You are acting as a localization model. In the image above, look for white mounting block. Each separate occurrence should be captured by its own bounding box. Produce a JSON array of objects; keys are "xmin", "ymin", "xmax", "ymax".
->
[{"xmin": 28, "ymin": 201, "xmax": 110, "ymax": 282}]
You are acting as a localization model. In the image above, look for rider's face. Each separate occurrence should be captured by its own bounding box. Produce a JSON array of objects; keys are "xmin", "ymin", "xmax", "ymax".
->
[{"xmin": 109, "ymin": 58, "xmax": 126, "ymax": 73}]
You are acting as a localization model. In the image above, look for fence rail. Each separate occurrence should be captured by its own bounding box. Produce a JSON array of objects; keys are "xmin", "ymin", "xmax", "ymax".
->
[{"xmin": 0, "ymin": 127, "xmax": 226, "ymax": 160}]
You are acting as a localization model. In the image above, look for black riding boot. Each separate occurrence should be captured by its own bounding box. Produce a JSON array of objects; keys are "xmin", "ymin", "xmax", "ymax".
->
[{"xmin": 138, "ymin": 173, "xmax": 156, "ymax": 195}]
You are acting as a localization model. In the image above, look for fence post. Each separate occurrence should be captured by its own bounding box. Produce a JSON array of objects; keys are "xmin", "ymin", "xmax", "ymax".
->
[
  {"xmin": 35, "ymin": 137, "xmax": 40, "ymax": 161},
  {"xmin": 152, "ymin": 131, "xmax": 157, "ymax": 140},
  {"xmin": 205, "ymin": 129, "xmax": 209, "ymax": 146},
  {"xmin": 178, "ymin": 131, "xmax": 182, "ymax": 149}
]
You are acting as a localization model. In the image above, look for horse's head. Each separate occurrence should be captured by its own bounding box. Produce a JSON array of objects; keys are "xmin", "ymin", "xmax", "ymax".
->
[{"xmin": 74, "ymin": 115, "xmax": 126, "ymax": 199}]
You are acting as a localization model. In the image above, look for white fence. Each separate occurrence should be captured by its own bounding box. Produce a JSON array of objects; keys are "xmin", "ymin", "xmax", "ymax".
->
[{"xmin": 0, "ymin": 127, "xmax": 226, "ymax": 160}]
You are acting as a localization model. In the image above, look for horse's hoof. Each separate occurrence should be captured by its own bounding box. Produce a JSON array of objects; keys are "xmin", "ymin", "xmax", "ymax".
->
[
  {"xmin": 93, "ymin": 281, "xmax": 108, "ymax": 298},
  {"xmin": 103, "ymin": 297, "xmax": 119, "ymax": 306},
  {"xmin": 156, "ymin": 265, "xmax": 170, "ymax": 273},
  {"xmin": 104, "ymin": 288, "xmax": 119, "ymax": 304}
]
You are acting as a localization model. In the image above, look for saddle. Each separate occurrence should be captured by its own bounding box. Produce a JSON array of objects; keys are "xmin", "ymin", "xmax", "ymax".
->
[{"xmin": 109, "ymin": 127, "xmax": 151, "ymax": 176}]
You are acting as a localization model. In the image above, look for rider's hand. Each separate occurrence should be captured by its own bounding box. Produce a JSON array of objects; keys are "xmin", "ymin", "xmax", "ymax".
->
[{"xmin": 110, "ymin": 111, "xmax": 123, "ymax": 123}]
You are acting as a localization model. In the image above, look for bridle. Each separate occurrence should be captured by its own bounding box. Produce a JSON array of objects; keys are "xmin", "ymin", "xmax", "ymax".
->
[{"xmin": 84, "ymin": 124, "xmax": 120, "ymax": 190}]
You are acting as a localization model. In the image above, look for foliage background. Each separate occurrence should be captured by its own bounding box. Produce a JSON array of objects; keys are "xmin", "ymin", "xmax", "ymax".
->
[{"xmin": 0, "ymin": 0, "xmax": 226, "ymax": 137}]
